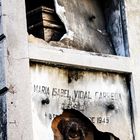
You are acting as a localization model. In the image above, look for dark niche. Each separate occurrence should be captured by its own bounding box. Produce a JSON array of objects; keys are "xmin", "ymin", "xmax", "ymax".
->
[
  {"xmin": 25, "ymin": 0, "xmax": 129, "ymax": 56},
  {"xmin": 52, "ymin": 109, "xmax": 120, "ymax": 140}
]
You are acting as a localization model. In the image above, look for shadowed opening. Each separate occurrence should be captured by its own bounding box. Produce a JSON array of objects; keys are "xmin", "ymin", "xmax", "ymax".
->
[{"xmin": 52, "ymin": 109, "xmax": 120, "ymax": 140}]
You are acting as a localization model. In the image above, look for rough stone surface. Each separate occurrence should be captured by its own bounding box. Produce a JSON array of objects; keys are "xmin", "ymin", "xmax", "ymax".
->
[
  {"xmin": 1, "ymin": 0, "xmax": 33, "ymax": 139},
  {"xmin": 125, "ymin": 1, "xmax": 140, "ymax": 140},
  {"xmin": 1, "ymin": 0, "xmax": 140, "ymax": 140},
  {"xmin": 104, "ymin": 0, "xmax": 126, "ymax": 56},
  {"xmin": 53, "ymin": 0, "xmax": 115, "ymax": 54},
  {"xmin": 30, "ymin": 63, "xmax": 133, "ymax": 140}
]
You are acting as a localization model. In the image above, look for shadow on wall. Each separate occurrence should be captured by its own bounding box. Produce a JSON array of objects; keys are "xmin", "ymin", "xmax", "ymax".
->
[{"xmin": 52, "ymin": 109, "xmax": 120, "ymax": 140}]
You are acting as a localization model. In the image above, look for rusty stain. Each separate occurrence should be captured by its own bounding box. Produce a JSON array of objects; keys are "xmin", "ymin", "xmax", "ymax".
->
[{"xmin": 0, "ymin": 34, "xmax": 6, "ymax": 42}]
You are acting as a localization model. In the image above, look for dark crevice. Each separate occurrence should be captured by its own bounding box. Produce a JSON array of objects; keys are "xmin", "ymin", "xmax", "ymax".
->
[
  {"xmin": 0, "ymin": 94, "xmax": 7, "ymax": 140},
  {"xmin": 0, "ymin": 34, "xmax": 6, "ymax": 42},
  {"xmin": 0, "ymin": 87, "xmax": 8, "ymax": 96},
  {"xmin": 120, "ymin": 0, "xmax": 130, "ymax": 56}
]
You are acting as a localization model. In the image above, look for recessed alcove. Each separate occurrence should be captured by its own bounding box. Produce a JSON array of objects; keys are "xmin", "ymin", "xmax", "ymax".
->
[
  {"xmin": 52, "ymin": 109, "xmax": 120, "ymax": 140},
  {"xmin": 25, "ymin": 0, "xmax": 129, "ymax": 55}
]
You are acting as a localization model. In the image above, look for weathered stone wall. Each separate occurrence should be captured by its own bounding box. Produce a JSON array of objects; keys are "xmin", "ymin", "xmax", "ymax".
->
[
  {"xmin": 27, "ymin": 1, "xmax": 138, "ymax": 139},
  {"xmin": 53, "ymin": 0, "xmax": 127, "ymax": 55},
  {"xmin": 1, "ymin": 0, "xmax": 33, "ymax": 139},
  {"xmin": 125, "ymin": 1, "xmax": 140, "ymax": 140},
  {"xmin": 0, "ymin": 1, "xmax": 7, "ymax": 139},
  {"xmin": 54, "ymin": 0, "xmax": 115, "ymax": 54},
  {"xmin": 0, "ymin": 0, "xmax": 140, "ymax": 140},
  {"xmin": 30, "ymin": 63, "xmax": 132, "ymax": 140}
]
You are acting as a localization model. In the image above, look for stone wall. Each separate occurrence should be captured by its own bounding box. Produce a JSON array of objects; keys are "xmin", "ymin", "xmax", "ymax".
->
[{"xmin": 0, "ymin": 0, "xmax": 140, "ymax": 140}]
